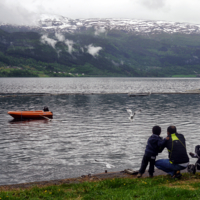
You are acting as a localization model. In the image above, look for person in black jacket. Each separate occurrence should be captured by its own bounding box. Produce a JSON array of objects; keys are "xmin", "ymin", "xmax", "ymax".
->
[
  {"xmin": 137, "ymin": 126, "xmax": 168, "ymax": 178},
  {"xmin": 155, "ymin": 126, "xmax": 189, "ymax": 178}
]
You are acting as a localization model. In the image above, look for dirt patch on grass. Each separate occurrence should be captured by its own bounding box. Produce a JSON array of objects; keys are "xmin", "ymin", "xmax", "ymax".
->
[
  {"xmin": 165, "ymin": 179, "xmax": 200, "ymax": 191},
  {"xmin": 167, "ymin": 184, "xmax": 196, "ymax": 190}
]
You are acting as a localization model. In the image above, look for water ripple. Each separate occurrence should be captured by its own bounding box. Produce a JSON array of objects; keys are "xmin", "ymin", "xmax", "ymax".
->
[{"xmin": 0, "ymin": 78, "xmax": 200, "ymax": 184}]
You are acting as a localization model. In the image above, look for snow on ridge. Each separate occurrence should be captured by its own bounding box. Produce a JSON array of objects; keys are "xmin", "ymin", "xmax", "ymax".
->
[{"xmin": 2, "ymin": 13, "xmax": 200, "ymax": 35}]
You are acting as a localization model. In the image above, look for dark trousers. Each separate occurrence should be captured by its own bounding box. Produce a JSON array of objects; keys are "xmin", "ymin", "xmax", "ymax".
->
[{"xmin": 139, "ymin": 154, "xmax": 156, "ymax": 175}]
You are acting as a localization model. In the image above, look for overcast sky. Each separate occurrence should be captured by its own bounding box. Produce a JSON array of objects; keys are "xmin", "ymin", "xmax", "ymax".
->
[{"xmin": 1, "ymin": 0, "xmax": 200, "ymax": 25}]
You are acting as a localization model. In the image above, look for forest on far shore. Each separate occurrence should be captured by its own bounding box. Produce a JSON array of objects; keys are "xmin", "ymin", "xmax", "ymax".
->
[{"xmin": 1, "ymin": 28, "xmax": 200, "ymax": 77}]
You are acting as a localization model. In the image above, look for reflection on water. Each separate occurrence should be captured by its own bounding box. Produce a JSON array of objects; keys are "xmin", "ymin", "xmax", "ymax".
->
[
  {"xmin": 0, "ymin": 93, "xmax": 200, "ymax": 184},
  {"xmin": 9, "ymin": 119, "xmax": 51, "ymax": 123}
]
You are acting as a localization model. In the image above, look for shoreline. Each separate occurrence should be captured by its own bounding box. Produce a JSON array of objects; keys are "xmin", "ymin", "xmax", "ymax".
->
[{"xmin": 0, "ymin": 168, "xmax": 188, "ymax": 191}]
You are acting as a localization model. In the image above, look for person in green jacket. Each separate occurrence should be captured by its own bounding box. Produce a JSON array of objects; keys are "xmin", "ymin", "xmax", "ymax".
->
[{"xmin": 155, "ymin": 126, "xmax": 189, "ymax": 178}]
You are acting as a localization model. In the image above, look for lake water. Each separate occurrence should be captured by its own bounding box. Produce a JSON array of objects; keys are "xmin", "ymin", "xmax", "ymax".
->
[
  {"xmin": 0, "ymin": 77, "xmax": 200, "ymax": 185},
  {"xmin": 1, "ymin": 77, "xmax": 200, "ymax": 94}
]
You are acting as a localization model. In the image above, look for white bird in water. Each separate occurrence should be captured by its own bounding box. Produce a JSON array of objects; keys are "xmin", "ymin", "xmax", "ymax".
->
[
  {"xmin": 95, "ymin": 160, "xmax": 115, "ymax": 168},
  {"xmin": 127, "ymin": 109, "xmax": 141, "ymax": 121}
]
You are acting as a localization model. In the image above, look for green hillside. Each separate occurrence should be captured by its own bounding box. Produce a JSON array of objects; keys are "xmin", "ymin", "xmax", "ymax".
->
[{"xmin": 1, "ymin": 28, "xmax": 200, "ymax": 77}]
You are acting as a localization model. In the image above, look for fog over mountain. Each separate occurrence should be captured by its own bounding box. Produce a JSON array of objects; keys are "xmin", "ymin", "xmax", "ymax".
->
[
  {"xmin": 0, "ymin": 1, "xmax": 39, "ymax": 25},
  {"xmin": 1, "ymin": 0, "xmax": 200, "ymax": 25}
]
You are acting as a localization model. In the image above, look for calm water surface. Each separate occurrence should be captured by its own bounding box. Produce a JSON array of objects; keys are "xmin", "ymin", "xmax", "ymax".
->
[{"xmin": 0, "ymin": 78, "xmax": 200, "ymax": 185}]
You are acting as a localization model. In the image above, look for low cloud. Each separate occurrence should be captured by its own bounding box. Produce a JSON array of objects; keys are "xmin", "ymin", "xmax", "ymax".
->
[
  {"xmin": 94, "ymin": 27, "xmax": 107, "ymax": 35},
  {"xmin": 55, "ymin": 32, "xmax": 65, "ymax": 42},
  {"xmin": 41, "ymin": 34, "xmax": 63, "ymax": 57},
  {"xmin": 55, "ymin": 33, "xmax": 74, "ymax": 54},
  {"xmin": 65, "ymin": 40, "xmax": 74, "ymax": 54},
  {"xmin": 112, "ymin": 60, "xmax": 119, "ymax": 67},
  {"xmin": 57, "ymin": 49, "xmax": 62, "ymax": 58},
  {"xmin": 86, "ymin": 44, "xmax": 102, "ymax": 57},
  {"xmin": 80, "ymin": 47, "xmax": 84, "ymax": 53},
  {"xmin": 0, "ymin": 2, "xmax": 39, "ymax": 25},
  {"xmin": 41, "ymin": 33, "xmax": 74, "ymax": 54},
  {"xmin": 1, "ymin": 0, "xmax": 200, "ymax": 26},
  {"xmin": 140, "ymin": 0, "xmax": 166, "ymax": 9},
  {"xmin": 40, "ymin": 35, "xmax": 57, "ymax": 48}
]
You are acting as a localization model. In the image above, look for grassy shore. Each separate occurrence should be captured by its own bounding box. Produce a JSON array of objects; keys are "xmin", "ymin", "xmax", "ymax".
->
[{"xmin": 0, "ymin": 173, "xmax": 200, "ymax": 199}]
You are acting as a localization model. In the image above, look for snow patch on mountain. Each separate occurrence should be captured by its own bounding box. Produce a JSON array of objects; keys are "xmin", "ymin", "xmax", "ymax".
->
[
  {"xmin": 2, "ymin": 13, "xmax": 200, "ymax": 35},
  {"xmin": 37, "ymin": 15, "xmax": 200, "ymax": 34}
]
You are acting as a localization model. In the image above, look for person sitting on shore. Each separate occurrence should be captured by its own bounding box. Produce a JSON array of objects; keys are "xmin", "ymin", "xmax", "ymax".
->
[
  {"xmin": 137, "ymin": 126, "xmax": 169, "ymax": 178},
  {"xmin": 155, "ymin": 126, "xmax": 189, "ymax": 179}
]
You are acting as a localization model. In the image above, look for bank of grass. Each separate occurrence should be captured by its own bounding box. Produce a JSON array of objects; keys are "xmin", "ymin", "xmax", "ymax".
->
[{"xmin": 1, "ymin": 173, "xmax": 200, "ymax": 200}]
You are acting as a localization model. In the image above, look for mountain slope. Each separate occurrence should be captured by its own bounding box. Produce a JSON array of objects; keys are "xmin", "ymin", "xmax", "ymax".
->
[{"xmin": 1, "ymin": 15, "xmax": 200, "ymax": 77}]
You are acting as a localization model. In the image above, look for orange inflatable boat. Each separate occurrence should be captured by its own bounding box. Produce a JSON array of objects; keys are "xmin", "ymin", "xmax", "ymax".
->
[{"xmin": 8, "ymin": 110, "xmax": 53, "ymax": 120}]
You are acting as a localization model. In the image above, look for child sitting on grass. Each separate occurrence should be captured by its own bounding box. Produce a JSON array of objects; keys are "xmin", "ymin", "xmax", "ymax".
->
[{"xmin": 137, "ymin": 126, "xmax": 169, "ymax": 178}]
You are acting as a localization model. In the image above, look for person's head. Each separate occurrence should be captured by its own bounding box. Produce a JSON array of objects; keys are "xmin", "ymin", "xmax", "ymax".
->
[
  {"xmin": 152, "ymin": 126, "xmax": 161, "ymax": 135},
  {"xmin": 43, "ymin": 106, "xmax": 49, "ymax": 111},
  {"xmin": 167, "ymin": 126, "xmax": 177, "ymax": 135}
]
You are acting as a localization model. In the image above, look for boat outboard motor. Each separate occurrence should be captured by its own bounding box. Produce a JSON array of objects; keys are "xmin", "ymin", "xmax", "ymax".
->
[{"xmin": 43, "ymin": 106, "xmax": 49, "ymax": 112}]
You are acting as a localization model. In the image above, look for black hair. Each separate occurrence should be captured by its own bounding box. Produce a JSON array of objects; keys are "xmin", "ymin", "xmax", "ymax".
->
[
  {"xmin": 167, "ymin": 126, "xmax": 177, "ymax": 134},
  {"xmin": 152, "ymin": 126, "xmax": 161, "ymax": 135}
]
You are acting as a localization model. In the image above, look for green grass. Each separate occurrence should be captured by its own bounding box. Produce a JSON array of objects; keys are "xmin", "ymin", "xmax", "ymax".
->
[
  {"xmin": 1, "ymin": 173, "xmax": 200, "ymax": 199},
  {"xmin": 172, "ymin": 75, "xmax": 196, "ymax": 77}
]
